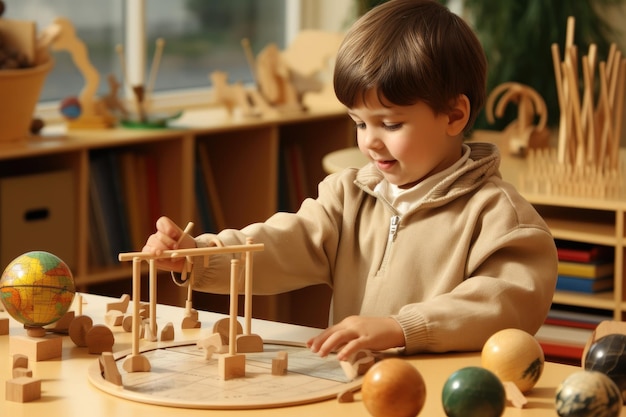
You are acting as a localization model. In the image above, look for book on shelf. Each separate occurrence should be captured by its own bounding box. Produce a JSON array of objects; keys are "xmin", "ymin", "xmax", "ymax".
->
[
  {"xmin": 555, "ymin": 275, "xmax": 613, "ymax": 293},
  {"xmin": 118, "ymin": 151, "xmax": 144, "ymax": 251},
  {"xmin": 555, "ymin": 239, "xmax": 613, "ymax": 263},
  {"xmin": 545, "ymin": 306, "xmax": 610, "ymax": 330},
  {"xmin": 89, "ymin": 151, "xmax": 131, "ymax": 264},
  {"xmin": 557, "ymin": 260, "xmax": 614, "ymax": 279},
  {"xmin": 280, "ymin": 142, "xmax": 308, "ymax": 212},
  {"xmin": 535, "ymin": 323, "xmax": 593, "ymax": 362}
]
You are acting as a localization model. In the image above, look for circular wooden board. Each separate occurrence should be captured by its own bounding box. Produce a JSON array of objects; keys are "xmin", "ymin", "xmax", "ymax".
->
[{"xmin": 88, "ymin": 340, "xmax": 362, "ymax": 409}]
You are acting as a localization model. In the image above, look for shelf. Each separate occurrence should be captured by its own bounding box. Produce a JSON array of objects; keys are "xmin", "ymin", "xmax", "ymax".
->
[{"xmin": 0, "ymin": 106, "xmax": 352, "ymax": 325}]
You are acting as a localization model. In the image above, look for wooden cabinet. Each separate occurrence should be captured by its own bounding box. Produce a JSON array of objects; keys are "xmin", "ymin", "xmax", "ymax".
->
[
  {"xmin": 0, "ymin": 106, "xmax": 352, "ymax": 327},
  {"xmin": 496, "ymin": 144, "xmax": 626, "ymax": 322}
]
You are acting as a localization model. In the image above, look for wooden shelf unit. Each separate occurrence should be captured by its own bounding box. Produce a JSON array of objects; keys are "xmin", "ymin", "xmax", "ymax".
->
[
  {"xmin": 0, "ymin": 106, "xmax": 352, "ymax": 326},
  {"xmin": 498, "ymin": 150, "xmax": 626, "ymax": 321}
]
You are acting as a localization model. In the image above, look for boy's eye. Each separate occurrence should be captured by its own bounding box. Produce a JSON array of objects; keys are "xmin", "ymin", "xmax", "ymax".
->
[
  {"xmin": 355, "ymin": 122, "xmax": 366, "ymax": 130},
  {"xmin": 384, "ymin": 123, "xmax": 402, "ymax": 131}
]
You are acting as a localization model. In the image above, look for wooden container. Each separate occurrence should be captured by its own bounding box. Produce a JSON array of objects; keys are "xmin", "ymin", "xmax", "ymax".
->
[{"xmin": 0, "ymin": 59, "xmax": 52, "ymax": 141}]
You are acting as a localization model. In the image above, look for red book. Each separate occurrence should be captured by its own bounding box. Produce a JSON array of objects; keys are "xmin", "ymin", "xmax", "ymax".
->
[{"xmin": 555, "ymin": 240, "xmax": 613, "ymax": 263}]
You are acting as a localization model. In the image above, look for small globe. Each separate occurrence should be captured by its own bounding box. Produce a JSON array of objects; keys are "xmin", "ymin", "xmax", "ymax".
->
[{"xmin": 0, "ymin": 251, "xmax": 75, "ymax": 331}]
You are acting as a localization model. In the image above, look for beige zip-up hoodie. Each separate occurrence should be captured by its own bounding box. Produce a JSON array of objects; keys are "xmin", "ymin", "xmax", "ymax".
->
[{"xmin": 182, "ymin": 142, "xmax": 558, "ymax": 354}]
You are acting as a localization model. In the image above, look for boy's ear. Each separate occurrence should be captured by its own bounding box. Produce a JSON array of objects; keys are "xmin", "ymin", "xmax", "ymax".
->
[{"xmin": 446, "ymin": 94, "xmax": 470, "ymax": 136}]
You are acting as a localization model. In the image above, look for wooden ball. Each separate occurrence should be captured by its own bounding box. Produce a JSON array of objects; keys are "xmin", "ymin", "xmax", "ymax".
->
[
  {"xmin": 481, "ymin": 328, "xmax": 544, "ymax": 393},
  {"xmin": 361, "ymin": 358, "xmax": 426, "ymax": 417}
]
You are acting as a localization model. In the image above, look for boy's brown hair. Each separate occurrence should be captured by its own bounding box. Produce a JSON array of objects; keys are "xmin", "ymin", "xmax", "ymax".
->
[{"xmin": 334, "ymin": 0, "xmax": 487, "ymax": 134}]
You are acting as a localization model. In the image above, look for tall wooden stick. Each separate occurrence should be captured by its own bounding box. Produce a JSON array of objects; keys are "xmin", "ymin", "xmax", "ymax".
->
[{"xmin": 146, "ymin": 38, "xmax": 165, "ymax": 98}]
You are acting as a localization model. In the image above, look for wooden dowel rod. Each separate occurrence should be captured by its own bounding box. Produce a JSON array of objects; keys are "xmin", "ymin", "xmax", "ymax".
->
[{"xmin": 119, "ymin": 243, "xmax": 265, "ymax": 262}]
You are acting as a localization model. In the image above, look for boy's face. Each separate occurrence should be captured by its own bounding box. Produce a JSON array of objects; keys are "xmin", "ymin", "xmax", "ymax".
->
[{"xmin": 348, "ymin": 90, "xmax": 464, "ymax": 189}]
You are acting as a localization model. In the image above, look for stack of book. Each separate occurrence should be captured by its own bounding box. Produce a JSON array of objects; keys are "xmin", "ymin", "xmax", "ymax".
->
[{"xmin": 555, "ymin": 239, "xmax": 614, "ymax": 294}]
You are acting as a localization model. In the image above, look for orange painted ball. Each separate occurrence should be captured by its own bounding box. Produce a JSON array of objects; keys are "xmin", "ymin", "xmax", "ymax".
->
[{"xmin": 361, "ymin": 358, "xmax": 426, "ymax": 417}]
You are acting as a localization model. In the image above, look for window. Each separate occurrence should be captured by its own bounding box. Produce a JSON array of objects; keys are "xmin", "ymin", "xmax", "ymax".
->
[{"xmin": 2, "ymin": 0, "xmax": 290, "ymax": 105}]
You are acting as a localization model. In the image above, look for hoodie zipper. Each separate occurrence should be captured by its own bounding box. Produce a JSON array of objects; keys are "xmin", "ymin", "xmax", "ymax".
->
[{"xmin": 378, "ymin": 215, "xmax": 400, "ymax": 274}]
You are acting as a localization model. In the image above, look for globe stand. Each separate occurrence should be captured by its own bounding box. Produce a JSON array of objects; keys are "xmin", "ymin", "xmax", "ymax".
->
[
  {"xmin": 25, "ymin": 326, "xmax": 46, "ymax": 337},
  {"xmin": 9, "ymin": 326, "xmax": 63, "ymax": 361}
]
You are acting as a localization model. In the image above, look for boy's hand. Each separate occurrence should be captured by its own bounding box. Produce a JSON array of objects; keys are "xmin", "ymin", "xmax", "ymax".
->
[
  {"xmin": 306, "ymin": 316, "xmax": 405, "ymax": 361},
  {"xmin": 142, "ymin": 216, "xmax": 197, "ymax": 272}
]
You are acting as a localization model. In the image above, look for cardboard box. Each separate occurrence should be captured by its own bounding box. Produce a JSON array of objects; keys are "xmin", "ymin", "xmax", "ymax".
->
[{"xmin": 0, "ymin": 170, "xmax": 76, "ymax": 270}]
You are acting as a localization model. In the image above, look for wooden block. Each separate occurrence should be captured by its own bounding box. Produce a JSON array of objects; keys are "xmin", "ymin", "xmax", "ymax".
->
[
  {"xmin": 271, "ymin": 351, "xmax": 288, "ymax": 376},
  {"xmin": 99, "ymin": 352, "xmax": 123, "ymax": 386},
  {"xmin": 181, "ymin": 308, "xmax": 201, "ymax": 329},
  {"xmin": 122, "ymin": 353, "xmax": 151, "ymax": 373},
  {"xmin": 337, "ymin": 388, "xmax": 355, "ymax": 403},
  {"xmin": 504, "ymin": 381, "xmax": 528, "ymax": 409},
  {"xmin": 340, "ymin": 349, "xmax": 375, "ymax": 381},
  {"xmin": 86, "ymin": 324, "xmax": 115, "ymax": 354},
  {"xmin": 68, "ymin": 315, "xmax": 93, "ymax": 347},
  {"xmin": 13, "ymin": 367, "xmax": 33, "ymax": 378},
  {"xmin": 9, "ymin": 334, "xmax": 62, "ymax": 361},
  {"xmin": 12, "ymin": 354, "xmax": 28, "ymax": 370},
  {"xmin": 212, "ymin": 317, "xmax": 242, "ymax": 345},
  {"xmin": 237, "ymin": 333, "xmax": 264, "ymax": 353},
  {"xmin": 142, "ymin": 320, "xmax": 157, "ymax": 342},
  {"xmin": 46, "ymin": 310, "xmax": 75, "ymax": 333},
  {"xmin": 160, "ymin": 322, "xmax": 175, "ymax": 341},
  {"xmin": 6, "ymin": 377, "xmax": 41, "ymax": 402},
  {"xmin": 197, "ymin": 332, "xmax": 225, "ymax": 360},
  {"xmin": 122, "ymin": 315, "xmax": 133, "ymax": 332},
  {"xmin": 219, "ymin": 354, "xmax": 246, "ymax": 380},
  {"xmin": 104, "ymin": 310, "xmax": 124, "ymax": 326},
  {"xmin": 181, "ymin": 316, "xmax": 201, "ymax": 329},
  {"xmin": 106, "ymin": 294, "xmax": 130, "ymax": 313},
  {"xmin": 0, "ymin": 317, "xmax": 8, "ymax": 335}
]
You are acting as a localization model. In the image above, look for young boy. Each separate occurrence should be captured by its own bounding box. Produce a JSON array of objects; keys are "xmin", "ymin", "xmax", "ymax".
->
[{"xmin": 143, "ymin": 0, "xmax": 557, "ymax": 361}]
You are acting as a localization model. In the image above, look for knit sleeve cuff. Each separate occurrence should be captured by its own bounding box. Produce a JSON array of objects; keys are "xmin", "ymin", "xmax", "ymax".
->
[{"xmin": 393, "ymin": 312, "xmax": 430, "ymax": 355}]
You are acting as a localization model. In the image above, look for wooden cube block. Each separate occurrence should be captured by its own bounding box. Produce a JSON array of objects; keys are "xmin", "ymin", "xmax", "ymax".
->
[
  {"xmin": 6, "ymin": 377, "xmax": 41, "ymax": 402},
  {"xmin": 9, "ymin": 334, "xmax": 62, "ymax": 361},
  {"xmin": 219, "ymin": 354, "xmax": 245, "ymax": 380}
]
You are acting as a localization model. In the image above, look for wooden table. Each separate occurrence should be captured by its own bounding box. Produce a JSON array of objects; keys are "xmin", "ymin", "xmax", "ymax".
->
[{"xmin": 0, "ymin": 293, "xmax": 611, "ymax": 417}]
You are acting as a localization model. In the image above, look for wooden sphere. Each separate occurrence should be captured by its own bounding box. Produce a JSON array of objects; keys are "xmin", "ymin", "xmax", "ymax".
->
[
  {"xmin": 481, "ymin": 328, "xmax": 544, "ymax": 393},
  {"xmin": 361, "ymin": 358, "xmax": 426, "ymax": 417},
  {"xmin": 556, "ymin": 370, "xmax": 622, "ymax": 417}
]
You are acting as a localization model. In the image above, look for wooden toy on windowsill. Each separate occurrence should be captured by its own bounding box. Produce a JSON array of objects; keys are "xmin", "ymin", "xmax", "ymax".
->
[
  {"xmin": 210, "ymin": 38, "xmax": 305, "ymax": 118},
  {"xmin": 115, "ymin": 38, "xmax": 182, "ymax": 129},
  {"xmin": 38, "ymin": 17, "xmax": 116, "ymax": 129}
]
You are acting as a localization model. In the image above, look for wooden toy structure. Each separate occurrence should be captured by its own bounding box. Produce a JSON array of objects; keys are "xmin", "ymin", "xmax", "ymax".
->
[
  {"xmin": 38, "ymin": 18, "xmax": 117, "ymax": 129},
  {"xmin": 486, "ymin": 82, "xmax": 550, "ymax": 156},
  {"xmin": 518, "ymin": 16, "xmax": 625, "ymax": 198},
  {"xmin": 117, "ymin": 237, "xmax": 265, "ymax": 380}
]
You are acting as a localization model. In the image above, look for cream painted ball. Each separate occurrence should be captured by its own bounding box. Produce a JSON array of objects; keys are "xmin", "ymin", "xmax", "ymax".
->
[{"xmin": 481, "ymin": 328, "xmax": 544, "ymax": 393}]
